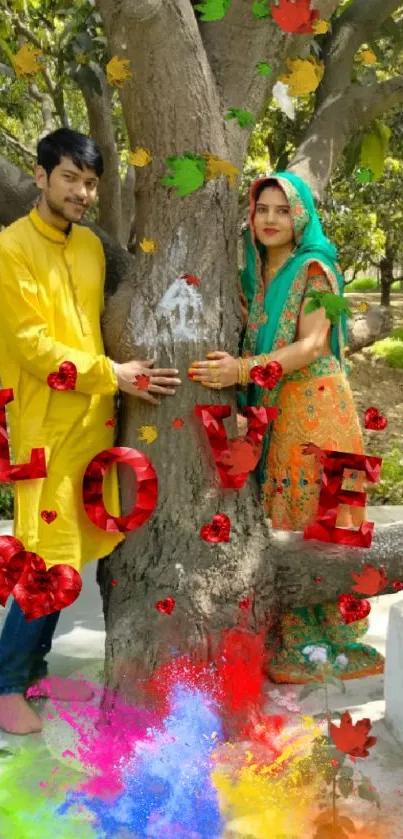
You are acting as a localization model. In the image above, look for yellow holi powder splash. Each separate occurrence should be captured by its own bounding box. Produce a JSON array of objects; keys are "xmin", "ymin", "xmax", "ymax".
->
[{"xmin": 211, "ymin": 716, "xmax": 322, "ymax": 838}]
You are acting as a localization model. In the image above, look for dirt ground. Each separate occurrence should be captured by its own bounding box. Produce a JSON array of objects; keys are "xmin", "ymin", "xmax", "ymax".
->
[{"xmin": 347, "ymin": 294, "xmax": 403, "ymax": 458}]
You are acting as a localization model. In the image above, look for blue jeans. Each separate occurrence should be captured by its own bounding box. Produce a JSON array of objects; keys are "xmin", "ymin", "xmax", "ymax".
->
[{"xmin": 0, "ymin": 599, "xmax": 60, "ymax": 695}]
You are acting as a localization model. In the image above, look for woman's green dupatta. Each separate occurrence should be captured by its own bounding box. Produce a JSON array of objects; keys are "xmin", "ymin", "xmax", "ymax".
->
[{"xmin": 238, "ymin": 171, "xmax": 348, "ymax": 483}]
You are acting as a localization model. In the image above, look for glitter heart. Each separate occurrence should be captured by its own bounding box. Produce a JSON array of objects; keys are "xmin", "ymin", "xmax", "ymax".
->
[
  {"xmin": 13, "ymin": 553, "xmax": 82, "ymax": 621},
  {"xmin": 47, "ymin": 361, "xmax": 77, "ymax": 391},
  {"xmin": 337, "ymin": 593, "xmax": 371, "ymax": 624},
  {"xmin": 200, "ymin": 513, "xmax": 231, "ymax": 543},
  {"xmin": 0, "ymin": 535, "xmax": 27, "ymax": 606},
  {"xmin": 250, "ymin": 360, "xmax": 283, "ymax": 390},
  {"xmin": 155, "ymin": 596, "xmax": 176, "ymax": 615},
  {"xmin": 41, "ymin": 510, "xmax": 57, "ymax": 524},
  {"xmin": 105, "ymin": 418, "xmax": 116, "ymax": 428},
  {"xmin": 364, "ymin": 406, "xmax": 388, "ymax": 431}
]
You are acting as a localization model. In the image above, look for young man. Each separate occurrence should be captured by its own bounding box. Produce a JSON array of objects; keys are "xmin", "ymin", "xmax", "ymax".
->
[{"xmin": 0, "ymin": 128, "xmax": 181, "ymax": 735}]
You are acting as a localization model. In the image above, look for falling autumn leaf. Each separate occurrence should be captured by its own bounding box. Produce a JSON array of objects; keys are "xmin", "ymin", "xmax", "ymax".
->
[
  {"xmin": 224, "ymin": 108, "xmax": 256, "ymax": 128},
  {"xmin": 301, "ymin": 442, "xmax": 327, "ymax": 464},
  {"xmin": 358, "ymin": 301, "xmax": 370, "ymax": 313},
  {"xmin": 138, "ymin": 425, "xmax": 158, "ymax": 444},
  {"xmin": 350, "ymin": 563, "xmax": 389, "ymax": 596},
  {"xmin": 280, "ymin": 57, "xmax": 325, "ymax": 96},
  {"xmin": 14, "ymin": 43, "xmax": 43, "ymax": 78},
  {"xmin": 203, "ymin": 153, "xmax": 240, "ymax": 188},
  {"xmin": 313, "ymin": 19, "xmax": 330, "ymax": 35},
  {"xmin": 106, "ymin": 56, "xmax": 132, "ymax": 87},
  {"xmin": 271, "ymin": 0, "xmax": 320, "ymax": 34},
  {"xmin": 358, "ymin": 48, "xmax": 377, "ymax": 66},
  {"xmin": 171, "ymin": 418, "xmax": 185, "ymax": 429},
  {"xmin": 139, "ymin": 238, "xmax": 158, "ymax": 253},
  {"xmin": 180, "ymin": 273, "xmax": 201, "ymax": 287},
  {"xmin": 128, "ymin": 147, "xmax": 152, "ymax": 166},
  {"xmin": 256, "ymin": 61, "xmax": 272, "ymax": 76},
  {"xmin": 330, "ymin": 712, "xmax": 377, "ymax": 758},
  {"xmin": 133, "ymin": 374, "xmax": 150, "ymax": 391},
  {"xmin": 219, "ymin": 440, "xmax": 260, "ymax": 476}
]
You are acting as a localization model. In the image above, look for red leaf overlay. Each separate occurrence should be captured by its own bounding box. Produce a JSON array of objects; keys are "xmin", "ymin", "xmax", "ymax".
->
[
  {"xmin": 330, "ymin": 711, "xmax": 377, "ymax": 757},
  {"xmin": 13, "ymin": 553, "xmax": 82, "ymax": 621},
  {"xmin": 0, "ymin": 535, "xmax": 26, "ymax": 606},
  {"xmin": 105, "ymin": 418, "xmax": 116, "ymax": 428},
  {"xmin": 351, "ymin": 563, "xmax": 389, "ymax": 596},
  {"xmin": 171, "ymin": 418, "xmax": 185, "ymax": 429},
  {"xmin": 200, "ymin": 513, "xmax": 231, "ymax": 543},
  {"xmin": 338, "ymin": 593, "xmax": 371, "ymax": 624},
  {"xmin": 364, "ymin": 406, "xmax": 388, "ymax": 431},
  {"xmin": 249, "ymin": 360, "xmax": 283, "ymax": 390},
  {"xmin": 301, "ymin": 442, "xmax": 327, "ymax": 464},
  {"xmin": 180, "ymin": 273, "xmax": 200, "ymax": 287},
  {"xmin": 111, "ymin": 580, "xmax": 118, "ymax": 586},
  {"xmin": 41, "ymin": 510, "xmax": 57, "ymax": 525},
  {"xmin": 133, "ymin": 374, "xmax": 150, "ymax": 391},
  {"xmin": 155, "ymin": 596, "xmax": 176, "ymax": 615},
  {"xmin": 47, "ymin": 361, "xmax": 77, "ymax": 391},
  {"xmin": 393, "ymin": 580, "xmax": 403, "ymax": 591},
  {"xmin": 271, "ymin": 0, "xmax": 320, "ymax": 34},
  {"xmin": 1, "ymin": 388, "xmax": 47, "ymax": 482},
  {"xmin": 218, "ymin": 439, "xmax": 260, "ymax": 476}
]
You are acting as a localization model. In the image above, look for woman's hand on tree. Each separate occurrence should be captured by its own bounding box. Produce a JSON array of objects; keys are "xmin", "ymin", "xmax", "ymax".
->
[
  {"xmin": 188, "ymin": 351, "xmax": 239, "ymax": 389},
  {"xmin": 114, "ymin": 359, "xmax": 181, "ymax": 405}
]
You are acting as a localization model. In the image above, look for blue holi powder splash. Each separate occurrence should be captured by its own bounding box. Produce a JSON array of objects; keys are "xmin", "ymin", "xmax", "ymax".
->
[{"xmin": 59, "ymin": 684, "xmax": 224, "ymax": 838}]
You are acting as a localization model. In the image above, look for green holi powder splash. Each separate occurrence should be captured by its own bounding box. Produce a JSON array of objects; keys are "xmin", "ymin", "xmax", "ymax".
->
[{"xmin": 0, "ymin": 743, "xmax": 98, "ymax": 839}]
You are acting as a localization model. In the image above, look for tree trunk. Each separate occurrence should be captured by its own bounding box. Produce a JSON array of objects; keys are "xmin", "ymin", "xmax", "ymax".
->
[{"xmin": 380, "ymin": 242, "xmax": 395, "ymax": 307}]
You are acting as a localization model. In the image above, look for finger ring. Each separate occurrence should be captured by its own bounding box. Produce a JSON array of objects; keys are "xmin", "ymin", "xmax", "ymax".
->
[{"xmin": 209, "ymin": 361, "xmax": 219, "ymax": 368}]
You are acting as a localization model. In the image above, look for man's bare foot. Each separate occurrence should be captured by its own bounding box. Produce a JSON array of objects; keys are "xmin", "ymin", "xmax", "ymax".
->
[
  {"xmin": 26, "ymin": 676, "xmax": 94, "ymax": 702},
  {"xmin": 0, "ymin": 694, "xmax": 43, "ymax": 735}
]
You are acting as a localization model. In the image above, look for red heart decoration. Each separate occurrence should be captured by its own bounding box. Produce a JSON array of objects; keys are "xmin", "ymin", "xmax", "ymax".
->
[
  {"xmin": 239, "ymin": 597, "xmax": 252, "ymax": 610},
  {"xmin": 41, "ymin": 510, "xmax": 57, "ymax": 524},
  {"xmin": 393, "ymin": 580, "xmax": 403, "ymax": 592},
  {"xmin": 13, "ymin": 553, "xmax": 82, "ymax": 621},
  {"xmin": 337, "ymin": 593, "xmax": 371, "ymax": 624},
  {"xmin": 155, "ymin": 596, "xmax": 176, "ymax": 615},
  {"xmin": 0, "ymin": 535, "xmax": 27, "ymax": 606},
  {"xmin": 364, "ymin": 406, "xmax": 388, "ymax": 431},
  {"xmin": 200, "ymin": 513, "xmax": 231, "ymax": 543},
  {"xmin": 47, "ymin": 361, "xmax": 77, "ymax": 391},
  {"xmin": 105, "ymin": 418, "xmax": 116, "ymax": 428},
  {"xmin": 250, "ymin": 361, "xmax": 283, "ymax": 390}
]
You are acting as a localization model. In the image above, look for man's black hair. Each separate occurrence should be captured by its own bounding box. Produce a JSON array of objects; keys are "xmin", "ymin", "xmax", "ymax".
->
[{"xmin": 37, "ymin": 128, "xmax": 104, "ymax": 178}]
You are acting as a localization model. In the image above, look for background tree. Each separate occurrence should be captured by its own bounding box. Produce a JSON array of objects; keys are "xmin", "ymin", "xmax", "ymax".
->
[{"xmin": 0, "ymin": 0, "xmax": 403, "ymax": 701}]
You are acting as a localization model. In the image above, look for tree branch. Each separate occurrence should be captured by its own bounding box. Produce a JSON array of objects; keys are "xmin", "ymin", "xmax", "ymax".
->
[
  {"xmin": 27, "ymin": 82, "xmax": 56, "ymax": 134},
  {"xmin": 289, "ymin": 74, "xmax": 403, "ymax": 197},
  {"xmin": 79, "ymin": 62, "xmax": 125, "ymax": 245},
  {"xmin": 0, "ymin": 126, "xmax": 36, "ymax": 161},
  {"xmin": 317, "ymin": 0, "xmax": 403, "ymax": 104}
]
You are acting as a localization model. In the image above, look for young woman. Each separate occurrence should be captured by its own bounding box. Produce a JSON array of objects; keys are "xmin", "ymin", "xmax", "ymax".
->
[{"xmin": 188, "ymin": 172, "xmax": 383, "ymax": 684}]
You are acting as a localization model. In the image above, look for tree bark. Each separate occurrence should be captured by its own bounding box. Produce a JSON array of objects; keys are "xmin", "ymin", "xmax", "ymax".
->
[{"xmin": 380, "ymin": 241, "xmax": 395, "ymax": 307}]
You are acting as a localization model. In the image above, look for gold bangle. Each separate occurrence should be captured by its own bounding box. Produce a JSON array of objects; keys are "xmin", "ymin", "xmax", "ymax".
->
[{"xmin": 237, "ymin": 357, "xmax": 249, "ymax": 386}]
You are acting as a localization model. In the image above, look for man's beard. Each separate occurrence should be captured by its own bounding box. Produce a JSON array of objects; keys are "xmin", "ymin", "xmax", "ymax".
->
[{"xmin": 46, "ymin": 193, "xmax": 86, "ymax": 221}]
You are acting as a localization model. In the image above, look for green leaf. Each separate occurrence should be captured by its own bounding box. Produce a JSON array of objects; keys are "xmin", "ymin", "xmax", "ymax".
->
[
  {"xmin": 224, "ymin": 108, "xmax": 256, "ymax": 129},
  {"xmin": 360, "ymin": 121, "xmax": 391, "ymax": 180},
  {"xmin": 299, "ymin": 681, "xmax": 325, "ymax": 700},
  {"xmin": 73, "ymin": 64, "xmax": 102, "ymax": 96},
  {"xmin": 161, "ymin": 153, "xmax": 206, "ymax": 197},
  {"xmin": 252, "ymin": 0, "xmax": 271, "ymax": 19},
  {"xmin": 339, "ymin": 765, "xmax": 354, "ymax": 779},
  {"xmin": 338, "ymin": 776, "xmax": 354, "ymax": 798},
  {"xmin": 256, "ymin": 62, "xmax": 272, "ymax": 76},
  {"xmin": 304, "ymin": 298, "xmax": 321, "ymax": 316},
  {"xmin": 357, "ymin": 781, "xmax": 381, "ymax": 808},
  {"xmin": 194, "ymin": 0, "xmax": 231, "ymax": 21}
]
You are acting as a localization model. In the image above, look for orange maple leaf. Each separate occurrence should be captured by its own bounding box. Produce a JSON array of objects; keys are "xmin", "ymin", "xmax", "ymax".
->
[
  {"xmin": 171, "ymin": 418, "xmax": 185, "ymax": 429},
  {"xmin": 219, "ymin": 439, "xmax": 260, "ymax": 475},
  {"xmin": 180, "ymin": 273, "xmax": 201, "ymax": 287},
  {"xmin": 351, "ymin": 563, "xmax": 389, "ymax": 596},
  {"xmin": 133, "ymin": 374, "xmax": 150, "ymax": 391},
  {"xmin": 106, "ymin": 56, "xmax": 132, "ymax": 87},
  {"xmin": 330, "ymin": 711, "xmax": 377, "ymax": 757}
]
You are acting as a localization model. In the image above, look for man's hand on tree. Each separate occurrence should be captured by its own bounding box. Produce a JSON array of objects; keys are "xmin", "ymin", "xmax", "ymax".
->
[{"xmin": 114, "ymin": 359, "xmax": 181, "ymax": 405}]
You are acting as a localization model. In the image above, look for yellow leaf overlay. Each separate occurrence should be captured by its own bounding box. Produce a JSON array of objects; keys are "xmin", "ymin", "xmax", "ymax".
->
[
  {"xmin": 358, "ymin": 301, "xmax": 370, "ymax": 313},
  {"xmin": 313, "ymin": 19, "xmax": 330, "ymax": 35},
  {"xmin": 203, "ymin": 154, "xmax": 240, "ymax": 188},
  {"xmin": 358, "ymin": 48, "xmax": 377, "ymax": 66},
  {"xmin": 106, "ymin": 55, "xmax": 132, "ymax": 87},
  {"xmin": 140, "ymin": 238, "xmax": 157, "ymax": 253},
  {"xmin": 138, "ymin": 425, "xmax": 158, "ymax": 444},
  {"xmin": 14, "ymin": 43, "xmax": 43, "ymax": 78},
  {"xmin": 129, "ymin": 147, "xmax": 153, "ymax": 167},
  {"xmin": 280, "ymin": 57, "xmax": 325, "ymax": 97}
]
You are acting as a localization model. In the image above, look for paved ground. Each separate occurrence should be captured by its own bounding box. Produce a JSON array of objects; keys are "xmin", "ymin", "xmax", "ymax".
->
[{"xmin": 1, "ymin": 510, "xmax": 403, "ymax": 837}]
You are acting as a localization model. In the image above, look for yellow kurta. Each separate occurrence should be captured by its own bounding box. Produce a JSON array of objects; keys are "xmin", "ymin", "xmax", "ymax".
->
[{"xmin": 0, "ymin": 207, "xmax": 125, "ymax": 572}]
